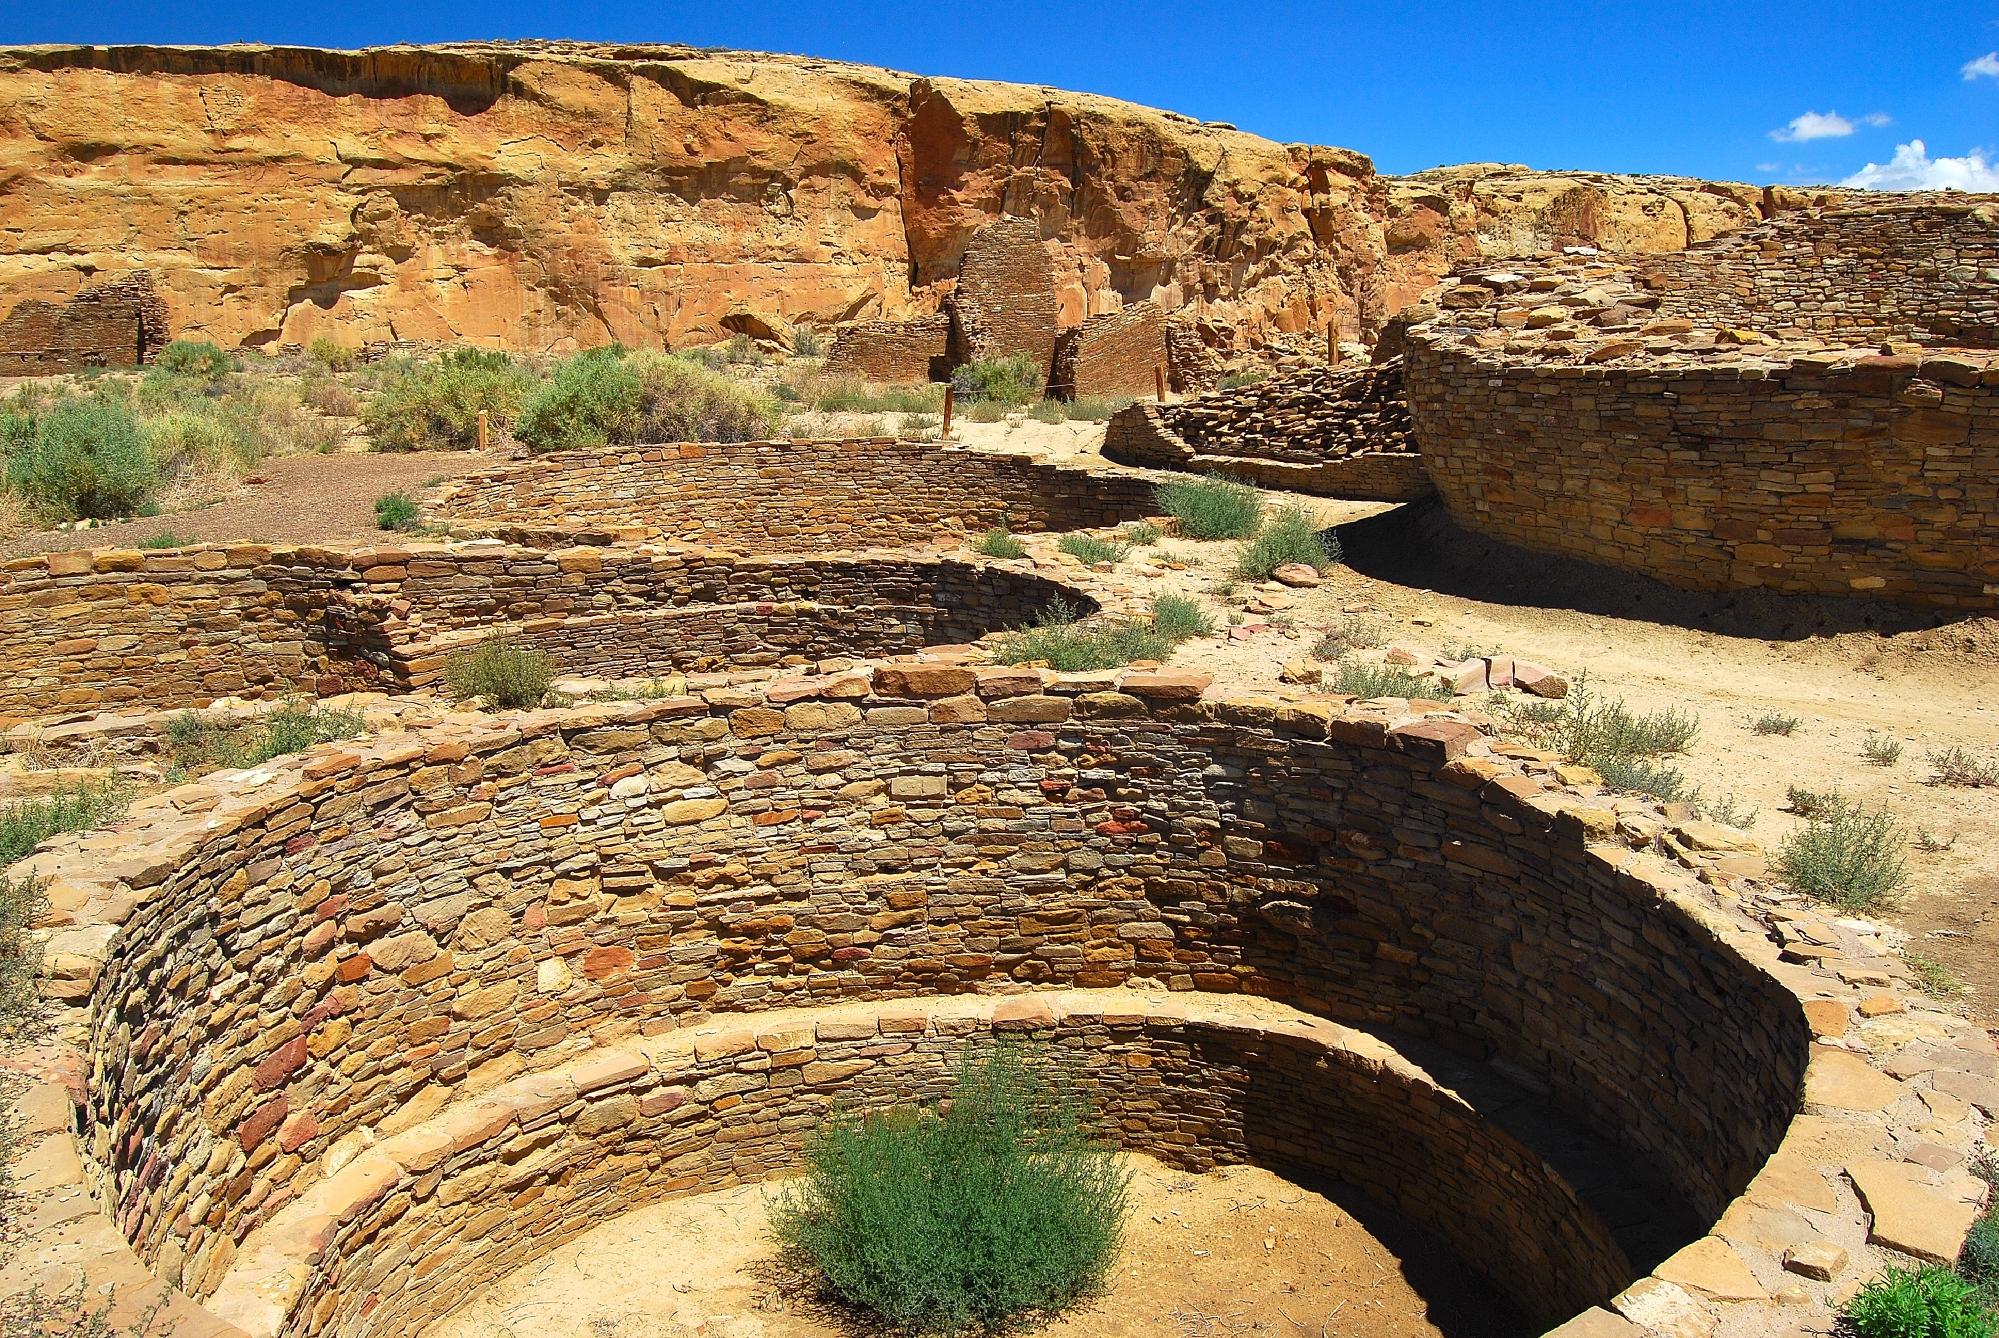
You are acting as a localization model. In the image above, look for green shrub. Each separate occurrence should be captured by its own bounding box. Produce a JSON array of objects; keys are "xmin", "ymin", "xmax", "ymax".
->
[
  {"xmin": 1593, "ymin": 753, "xmax": 1697, "ymax": 803},
  {"xmin": 1498, "ymin": 675, "xmax": 1701, "ymax": 804},
  {"xmin": 1312, "ymin": 615, "xmax": 1390, "ymax": 660},
  {"xmin": 963, "ymin": 398, "xmax": 1008, "ymax": 423},
  {"xmin": 1778, "ymin": 795, "xmax": 1907, "ymax": 911},
  {"xmin": 994, "ymin": 601, "xmax": 1170, "ymax": 672},
  {"xmin": 773, "ymin": 1044, "xmax": 1131, "ymax": 1333},
  {"xmin": 4, "ymin": 397, "xmax": 159, "ymax": 519},
  {"xmin": 1218, "ymin": 368, "xmax": 1268, "ymax": 390},
  {"xmin": 0, "ymin": 872, "xmax": 49, "ymax": 1029},
  {"xmin": 1964, "ymin": 1159, "xmax": 1999, "ymax": 1303},
  {"xmin": 152, "ymin": 339, "xmax": 236, "ymax": 380},
  {"xmin": 1151, "ymin": 594, "xmax": 1214, "ymax": 642},
  {"xmin": 1155, "ymin": 475, "xmax": 1261, "ymax": 540},
  {"xmin": 138, "ymin": 532, "xmax": 188, "ymax": 550},
  {"xmin": 974, "ymin": 527, "xmax": 1027, "ymax": 559},
  {"xmin": 950, "ymin": 355, "xmax": 1043, "ymax": 407},
  {"xmin": 1057, "ymin": 533, "xmax": 1126, "ymax": 565},
  {"xmin": 243, "ymin": 700, "xmax": 367, "ymax": 765},
  {"xmin": 1698, "ymin": 792, "xmax": 1759, "ymax": 828},
  {"xmin": 514, "ymin": 348, "xmax": 777, "ymax": 452},
  {"xmin": 1065, "ymin": 395, "xmax": 1132, "ymax": 422},
  {"xmin": 0, "ymin": 778, "xmax": 130, "ymax": 867},
  {"xmin": 374, "ymin": 492, "xmax": 420, "ymax": 532},
  {"xmin": 1840, "ymin": 1264, "xmax": 1995, "ymax": 1338},
  {"xmin": 1234, "ymin": 506, "xmax": 1336, "ymax": 579},
  {"xmin": 1753, "ymin": 712, "xmax": 1802, "ymax": 736},
  {"xmin": 1928, "ymin": 747, "xmax": 1999, "ymax": 788},
  {"xmin": 140, "ymin": 406, "xmax": 246, "ymax": 482},
  {"xmin": 300, "ymin": 374, "xmax": 362, "ymax": 417},
  {"xmin": 1331, "ymin": 659, "xmax": 1447, "ymax": 701},
  {"xmin": 1787, "ymin": 784, "xmax": 1842, "ymax": 819},
  {"xmin": 444, "ymin": 635, "xmax": 557, "ymax": 709},
  {"xmin": 1120, "ymin": 521, "xmax": 1162, "ymax": 546},
  {"xmin": 792, "ymin": 329, "xmax": 826, "ymax": 357},
  {"xmin": 364, "ymin": 349, "xmax": 531, "ymax": 451},
  {"xmin": 1863, "ymin": 733, "xmax": 1906, "ymax": 767},
  {"xmin": 1908, "ymin": 951, "xmax": 1966, "ymax": 1000},
  {"xmin": 307, "ymin": 337, "xmax": 357, "ymax": 372}
]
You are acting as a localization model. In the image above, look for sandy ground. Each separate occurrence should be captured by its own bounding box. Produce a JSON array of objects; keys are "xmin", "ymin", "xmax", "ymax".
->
[{"xmin": 421, "ymin": 1154, "xmax": 1518, "ymax": 1338}]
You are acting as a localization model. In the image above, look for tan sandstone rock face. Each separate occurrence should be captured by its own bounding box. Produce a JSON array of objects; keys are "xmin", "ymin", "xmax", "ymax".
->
[{"xmin": 0, "ymin": 42, "xmax": 1800, "ymax": 354}]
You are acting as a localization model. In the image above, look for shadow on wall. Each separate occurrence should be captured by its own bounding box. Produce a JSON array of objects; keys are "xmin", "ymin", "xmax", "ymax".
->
[{"xmin": 1336, "ymin": 501, "xmax": 1972, "ymax": 641}]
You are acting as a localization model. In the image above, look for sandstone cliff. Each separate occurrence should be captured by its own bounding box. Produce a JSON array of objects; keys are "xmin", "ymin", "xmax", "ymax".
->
[{"xmin": 0, "ymin": 41, "xmax": 1816, "ymax": 356}]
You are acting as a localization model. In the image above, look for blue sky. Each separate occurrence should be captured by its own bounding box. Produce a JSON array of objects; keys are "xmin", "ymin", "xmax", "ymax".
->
[{"xmin": 6, "ymin": 1, "xmax": 1998, "ymax": 188}]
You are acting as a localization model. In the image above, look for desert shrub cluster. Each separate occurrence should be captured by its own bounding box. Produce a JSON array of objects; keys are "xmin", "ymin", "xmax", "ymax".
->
[
  {"xmin": 364, "ymin": 348, "xmax": 532, "ymax": 452},
  {"xmin": 773, "ymin": 1044, "xmax": 1130, "ymax": 1333},
  {"xmin": 513, "ymin": 347, "xmax": 779, "ymax": 452},
  {"xmin": 444, "ymin": 635, "xmax": 558, "ymax": 709}
]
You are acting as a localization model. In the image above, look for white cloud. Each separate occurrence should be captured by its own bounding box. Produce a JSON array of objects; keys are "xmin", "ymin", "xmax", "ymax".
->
[
  {"xmin": 1963, "ymin": 51, "xmax": 1999, "ymax": 80},
  {"xmin": 1841, "ymin": 139, "xmax": 1999, "ymax": 191},
  {"xmin": 1770, "ymin": 110, "xmax": 1891, "ymax": 142}
]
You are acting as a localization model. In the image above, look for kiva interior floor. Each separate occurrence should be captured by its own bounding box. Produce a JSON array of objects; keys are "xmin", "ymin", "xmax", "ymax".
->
[{"xmin": 421, "ymin": 1153, "xmax": 1524, "ymax": 1338}]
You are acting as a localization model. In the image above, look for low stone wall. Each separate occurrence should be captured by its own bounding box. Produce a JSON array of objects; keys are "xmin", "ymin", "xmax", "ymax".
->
[
  {"xmin": 1103, "ymin": 361, "xmax": 1432, "ymax": 502},
  {"xmin": 0, "ymin": 541, "xmax": 1096, "ymax": 723},
  {"xmin": 820, "ymin": 312, "xmax": 950, "ymax": 383},
  {"xmin": 0, "ymin": 270, "xmax": 170, "ymax": 373},
  {"xmin": 423, "ymin": 438, "xmax": 1161, "ymax": 549},
  {"xmin": 1051, "ymin": 300, "xmax": 1166, "ymax": 399}
]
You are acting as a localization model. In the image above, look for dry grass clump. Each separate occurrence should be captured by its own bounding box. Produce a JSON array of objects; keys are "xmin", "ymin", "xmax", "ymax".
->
[
  {"xmin": 1155, "ymin": 475, "xmax": 1260, "ymax": 540},
  {"xmin": 973, "ymin": 526, "xmax": 1027, "ymax": 559},
  {"xmin": 444, "ymin": 635, "xmax": 557, "ymax": 709}
]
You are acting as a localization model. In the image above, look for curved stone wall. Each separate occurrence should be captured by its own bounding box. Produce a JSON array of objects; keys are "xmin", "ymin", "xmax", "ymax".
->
[
  {"xmin": 1403, "ymin": 200, "xmax": 1999, "ymax": 609},
  {"xmin": 22, "ymin": 667, "xmax": 1978, "ymax": 1338},
  {"xmin": 0, "ymin": 543, "xmax": 1096, "ymax": 723},
  {"xmin": 423, "ymin": 438, "xmax": 1161, "ymax": 550}
]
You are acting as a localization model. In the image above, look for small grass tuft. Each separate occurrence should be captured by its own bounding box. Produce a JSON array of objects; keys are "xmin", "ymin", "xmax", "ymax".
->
[
  {"xmin": 772, "ymin": 1043, "xmax": 1131, "ymax": 1334},
  {"xmin": 1752, "ymin": 712, "xmax": 1802, "ymax": 736},
  {"xmin": 993, "ymin": 601, "xmax": 1170, "ymax": 672},
  {"xmin": 374, "ymin": 492, "xmax": 421, "ymax": 532},
  {"xmin": 1699, "ymin": 793, "xmax": 1759, "ymax": 828},
  {"xmin": 973, "ymin": 527, "xmax": 1027, "ymax": 559},
  {"xmin": 1331, "ymin": 659, "xmax": 1447, "ymax": 701},
  {"xmin": 1839, "ymin": 1264, "xmax": 1995, "ymax": 1338},
  {"xmin": 1778, "ymin": 794, "xmax": 1908, "ymax": 911},
  {"xmin": 1311, "ymin": 615, "xmax": 1390, "ymax": 661},
  {"xmin": 1150, "ymin": 594, "xmax": 1215, "ymax": 642},
  {"xmin": 1862, "ymin": 733, "xmax": 1905, "ymax": 767},
  {"xmin": 1155, "ymin": 475, "xmax": 1261, "ymax": 540},
  {"xmin": 1234, "ymin": 506, "xmax": 1335, "ymax": 580},
  {"xmin": 0, "ymin": 778, "xmax": 130, "ymax": 867},
  {"xmin": 1906, "ymin": 951, "xmax": 1965, "ymax": 1000},
  {"xmin": 1, "ymin": 872, "xmax": 50, "ymax": 1029},
  {"xmin": 444, "ymin": 635, "xmax": 557, "ymax": 709},
  {"xmin": 1057, "ymin": 533, "xmax": 1127, "ymax": 566},
  {"xmin": 1927, "ymin": 747, "xmax": 1999, "ymax": 788},
  {"xmin": 1120, "ymin": 521, "xmax": 1162, "ymax": 546},
  {"xmin": 138, "ymin": 532, "xmax": 188, "ymax": 550}
]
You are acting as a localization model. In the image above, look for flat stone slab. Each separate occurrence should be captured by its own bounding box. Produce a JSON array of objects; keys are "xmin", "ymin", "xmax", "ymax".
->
[{"xmin": 1847, "ymin": 1159, "xmax": 1985, "ymax": 1263}]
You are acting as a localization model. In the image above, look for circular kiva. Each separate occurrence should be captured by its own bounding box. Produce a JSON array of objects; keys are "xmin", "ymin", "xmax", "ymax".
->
[
  {"xmin": 0, "ymin": 540, "xmax": 1108, "ymax": 727},
  {"xmin": 1403, "ymin": 199, "xmax": 1999, "ymax": 609},
  {"xmin": 421, "ymin": 437, "xmax": 1163, "ymax": 550},
  {"xmin": 14, "ymin": 667, "xmax": 1990, "ymax": 1337}
]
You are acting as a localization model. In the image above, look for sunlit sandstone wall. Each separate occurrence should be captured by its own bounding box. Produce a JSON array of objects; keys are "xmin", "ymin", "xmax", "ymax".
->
[
  {"xmin": 60, "ymin": 681, "xmax": 1807, "ymax": 1330},
  {"xmin": 424, "ymin": 439, "xmax": 1161, "ymax": 548}
]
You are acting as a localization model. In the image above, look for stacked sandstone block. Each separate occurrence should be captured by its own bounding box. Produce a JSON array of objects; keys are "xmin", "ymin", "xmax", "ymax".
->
[
  {"xmin": 0, "ymin": 269, "xmax": 171, "ymax": 372},
  {"xmin": 1049, "ymin": 300, "xmax": 1166, "ymax": 400}
]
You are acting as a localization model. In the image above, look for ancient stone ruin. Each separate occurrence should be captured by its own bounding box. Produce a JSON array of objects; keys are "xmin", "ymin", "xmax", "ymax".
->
[
  {"xmin": 0, "ymin": 270, "xmax": 170, "ymax": 373},
  {"xmin": 4, "ymin": 428, "xmax": 1991, "ymax": 1338}
]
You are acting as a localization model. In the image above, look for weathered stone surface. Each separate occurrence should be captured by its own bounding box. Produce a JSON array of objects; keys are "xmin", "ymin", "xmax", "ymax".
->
[{"xmin": 1847, "ymin": 1160, "xmax": 1984, "ymax": 1262}]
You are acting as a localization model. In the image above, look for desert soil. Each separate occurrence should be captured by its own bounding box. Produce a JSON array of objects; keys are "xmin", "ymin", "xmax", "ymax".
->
[{"xmin": 421, "ymin": 1153, "xmax": 1518, "ymax": 1338}]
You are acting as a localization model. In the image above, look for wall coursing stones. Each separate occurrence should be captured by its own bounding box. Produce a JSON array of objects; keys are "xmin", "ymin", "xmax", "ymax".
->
[
  {"xmin": 819, "ymin": 312, "xmax": 950, "ymax": 383},
  {"xmin": 0, "ymin": 542, "xmax": 1094, "ymax": 723},
  {"xmin": 1402, "ymin": 200, "xmax": 1999, "ymax": 608},
  {"xmin": 0, "ymin": 270, "xmax": 171, "ymax": 373},
  {"xmin": 423, "ymin": 438, "xmax": 1160, "ymax": 549},
  {"xmin": 1103, "ymin": 359, "xmax": 1430, "ymax": 501},
  {"xmin": 1050, "ymin": 300, "xmax": 1166, "ymax": 399},
  {"xmin": 948, "ymin": 216, "xmax": 1060, "ymax": 376}
]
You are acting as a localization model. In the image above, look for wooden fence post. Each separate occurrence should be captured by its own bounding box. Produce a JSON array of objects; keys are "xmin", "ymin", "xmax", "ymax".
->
[
  {"xmin": 941, "ymin": 385, "xmax": 954, "ymax": 438},
  {"xmin": 1154, "ymin": 366, "xmax": 1167, "ymax": 402},
  {"xmin": 476, "ymin": 409, "xmax": 491, "ymax": 451}
]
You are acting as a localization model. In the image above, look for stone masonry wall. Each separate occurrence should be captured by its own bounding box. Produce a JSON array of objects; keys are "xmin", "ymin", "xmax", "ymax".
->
[
  {"xmin": 1050, "ymin": 300, "xmax": 1166, "ymax": 399},
  {"xmin": 819, "ymin": 312, "xmax": 950, "ymax": 383},
  {"xmin": 43, "ymin": 680, "xmax": 1810, "ymax": 1324},
  {"xmin": 1103, "ymin": 359, "xmax": 1431, "ymax": 501},
  {"xmin": 0, "ymin": 270, "xmax": 171, "ymax": 373},
  {"xmin": 949, "ymin": 216, "xmax": 1060, "ymax": 376},
  {"xmin": 0, "ymin": 543, "xmax": 1093, "ymax": 723},
  {"xmin": 423, "ymin": 438, "xmax": 1160, "ymax": 549}
]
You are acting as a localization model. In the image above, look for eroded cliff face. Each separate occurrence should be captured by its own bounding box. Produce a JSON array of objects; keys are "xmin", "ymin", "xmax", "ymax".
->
[{"xmin": 0, "ymin": 41, "xmax": 1810, "ymax": 355}]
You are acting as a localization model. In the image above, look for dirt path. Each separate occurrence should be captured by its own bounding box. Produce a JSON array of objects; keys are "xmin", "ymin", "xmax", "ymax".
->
[
  {"xmin": 0, "ymin": 449, "xmax": 490, "ymax": 559},
  {"xmin": 421, "ymin": 1154, "xmax": 1517, "ymax": 1338}
]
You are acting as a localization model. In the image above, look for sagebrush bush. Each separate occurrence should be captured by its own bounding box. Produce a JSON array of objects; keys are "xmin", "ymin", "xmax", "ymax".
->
[
  {"xmin": 444, "ymin": 635, "xmax": 557, "ymax": 709},
  {"xmin": 1863, "ymin": 733, "xmax": 1906, "ymax": 767},
  {"xmin": 152, "ymin": 339, "xmax": 236, "ymax": 380},
  {"xmin": 138, "ymin": 531, "xmax": 188, "ymax": 550},
  {"xmin": 1235, "ymin": 506, "xmax": 1336, "ymax": 579},
  {"xmin": 1155, "ymin": 475, "xmax": 1261, "ymax": 540},
  {"xmin": 792, "ymin": 328, "xmax": 826, "ymax": 358},
  {"xmin": 773, "ymin": 1044, "xmax": 1131, "ymax": 1333},
  {"xmin": 1499, "ymin": 675, "xmax": 1700, "ymax": 804},
  {"xmin": 1840, "ymin": 1264, "xmax": 1995, "ymax": 1338},
  {"xmin": 950, "ymin": 355, "xmax": 1043, "ymax": 407},
  {"xmin": 307, "ymin": 336, "xmax": 357, "ymax": 372},
  {"xmin": 0, "ymin": 778, "xmax": 130, "ymax": 867},
  {"xmin": 1151, "ymin": 594, "xmax": 1215, "ymax": 642},
  {"xmin": 1057, "ymin": 533, "xmax": 1126, "ymax": 565},
  {"xmin": 4, "ymin": 396, "xmax": 159, "ymax": 519},
  {"xmin": 973, "ymin": 527, "xmax": 1026, "ymax": 559},
  {"xmin": 1120, "ymin": 521, "xmax": 1162, "ymax": 546},
  {"xmin": 1752, "ymin": 712, "xmax": 1802, "ymax": 736},
  {"xmin": 1064, "ymin": 395, "xmax": 1132, "ymax": 422},
  {"xmin": 994, "ymin": 601, "xmax": 1170, "ymax": 672},
  {"xmin": 1778, "ymin": 795, "xmax": 1907, "ymax": 911},
  {"xmin": 1928, "ymin": 747, "xmax": 1999, "ymax": 788},
  {"xmin": 1332, "ymin": 658, "xmax": 1447, "ymax": 701},
  {"xmin": 1312, "ymin": 615, "xmax": 1390, "ymax": 660},
  {"xmin": 364, "ymin": 349, "xmax": 531, "ymax": 451},
  {"xmin": 514, "ymin": 348, "xmax": 777, "ymax": 452},
  {"xmin": 374, "ymin": 492, "xmax": 420, "ymax": 532}
]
